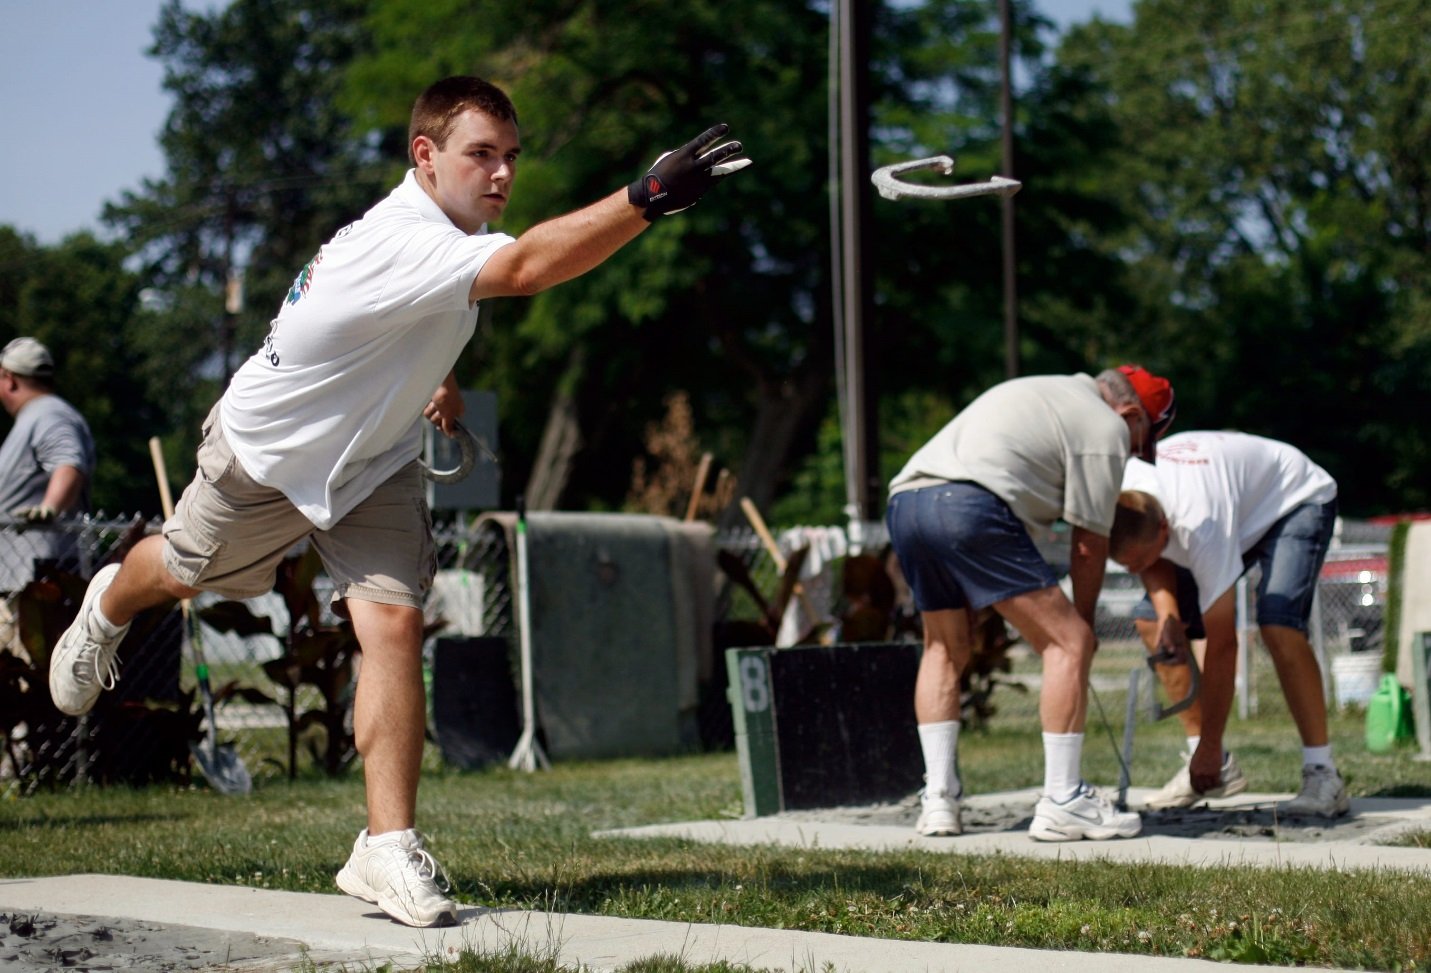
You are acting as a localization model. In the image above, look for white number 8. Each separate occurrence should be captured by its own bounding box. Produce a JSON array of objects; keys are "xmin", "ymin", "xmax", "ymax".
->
[{"xmin": 738, "ymin": 656, "xmax": 770, "ymax": 713}]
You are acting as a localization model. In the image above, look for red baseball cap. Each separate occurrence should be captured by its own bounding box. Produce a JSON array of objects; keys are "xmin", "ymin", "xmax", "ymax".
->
[{"xmin": 1117, "ymin": 364, "xmax": 1176, "ymax": 462}]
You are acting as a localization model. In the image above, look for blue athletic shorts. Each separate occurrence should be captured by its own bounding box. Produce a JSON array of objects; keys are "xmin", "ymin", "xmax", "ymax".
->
[
  {"xmin": 886, "ymin": 482, "xmax": 1057, "ymax": 613},
  {"xmin": 1131, "ymin": 499, "xmax": 1337, "ymax": 634}
]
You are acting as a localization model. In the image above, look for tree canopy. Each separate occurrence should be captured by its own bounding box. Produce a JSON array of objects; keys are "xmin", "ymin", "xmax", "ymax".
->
[
  {"xmin": 2, "ymin": 0, "xmax": 1426, "ymax": 523},
  {"xmin": 1055, "ymin": 0, "xmax": 1431, "ymax": 513}
]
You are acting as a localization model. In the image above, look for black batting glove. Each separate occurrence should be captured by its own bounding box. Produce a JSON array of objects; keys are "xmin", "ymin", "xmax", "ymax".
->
[{"xmin": 628, "ymin": 123, "xmax": 752, "ymax": 221}]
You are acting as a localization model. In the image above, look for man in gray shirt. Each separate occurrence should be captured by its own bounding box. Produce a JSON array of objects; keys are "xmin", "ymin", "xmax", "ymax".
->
[
  {"xmin": 0, "ymin": 337, "xmax": 96, "ymax": 598},
  {"xmin": 887, "ymin": 365, "xmax": 1175, "ymax": 842}
]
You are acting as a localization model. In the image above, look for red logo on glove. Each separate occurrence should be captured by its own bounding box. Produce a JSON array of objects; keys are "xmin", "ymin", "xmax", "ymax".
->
[{"xmin": 645, "ymin": 174, "xmax": 666, "ymax": 200}]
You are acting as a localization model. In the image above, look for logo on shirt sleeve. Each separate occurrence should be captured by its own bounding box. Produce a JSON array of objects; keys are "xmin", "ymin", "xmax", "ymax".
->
[{"xmin": 285, "ymin": 250, "xmax": 324, "ymax": 305}]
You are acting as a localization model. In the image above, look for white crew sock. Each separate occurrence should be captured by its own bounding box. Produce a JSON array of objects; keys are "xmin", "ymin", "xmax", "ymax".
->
[
  {"xmin": 918, "ymin": 720, "xmax": 961, "ymax": 798},
  {"xmin": 90, "ymin": 604, "xmax": 125, "ymax": 638},
  {"xmin": 1042, "ymin": 731, "xmax": 1083, "ymax": 803},
  {"xmin": 1185, "ymin": 735, "xmax": 1201, "ymax": 757},
  {"xmin": 1302, "ymin": 744, "xmax": 1334, "ymax": 769},
  {"xmin": 366, "ymin": 829, "xmax": 408, "ymax": 846}
]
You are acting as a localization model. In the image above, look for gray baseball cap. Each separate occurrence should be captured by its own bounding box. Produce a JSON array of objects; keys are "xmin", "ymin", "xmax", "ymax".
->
[{"xmin": 0, "ymin": 337, "xmax": 55, "ymax": 377}]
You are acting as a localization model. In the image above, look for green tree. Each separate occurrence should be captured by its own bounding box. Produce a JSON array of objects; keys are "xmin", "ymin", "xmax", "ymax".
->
[
  {"xmin": 104, "ymin": 0, "xmax": 387, "ymax": 465},
  {"xmin": 1055, "ymin": 0, "xmax": 1431, "ymax": 513},
  {"xmin": 347, "ymin": 0, "xmax": 842, "ymax": 514},
  {"xmin": 773, "ymin": 0, "xmax": 1148, "ymax": 521},
  {"xmin": 345, "ymin": 0, "xmax": 1132, "ymax": 519}
]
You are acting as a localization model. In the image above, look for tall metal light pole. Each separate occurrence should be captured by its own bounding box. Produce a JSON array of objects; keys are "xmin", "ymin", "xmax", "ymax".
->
[{"xmin": 833, "ymin": 0, "xmax": 880, "ymax": 528}]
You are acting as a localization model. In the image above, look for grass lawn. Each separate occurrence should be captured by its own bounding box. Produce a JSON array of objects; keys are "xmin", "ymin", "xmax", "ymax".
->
[{"xmin": 4, "ymin": 660, "xmax": 1430, "ymax": 972}]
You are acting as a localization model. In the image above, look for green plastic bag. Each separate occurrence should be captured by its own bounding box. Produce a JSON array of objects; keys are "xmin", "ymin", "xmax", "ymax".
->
[{"xmin": 1365, "ymin": 673, "xmax": 1414, "ymax": 753}]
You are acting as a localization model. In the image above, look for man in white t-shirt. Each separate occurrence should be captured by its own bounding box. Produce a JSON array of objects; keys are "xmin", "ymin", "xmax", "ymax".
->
[
  {"xmin": 48, "ymin": 76, "xmax": 751, "ymax": 927},
  {"xmin": 1110, "ymin": 430, "xmax": 1347, "ymax": 817},
  {"xmin": 887, "ymin": 364, "xmax": 1175, "ymax": 842}
]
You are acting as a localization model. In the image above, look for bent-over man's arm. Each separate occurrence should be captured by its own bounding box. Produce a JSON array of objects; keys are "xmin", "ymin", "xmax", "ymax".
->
[
  {"xmin": 1068, "ymin": 526, "xmax": 1109, "ymax": 635},
  {"xmin": 1188, "ymin": 588, "xmax": 1239, "ymax": 792}
]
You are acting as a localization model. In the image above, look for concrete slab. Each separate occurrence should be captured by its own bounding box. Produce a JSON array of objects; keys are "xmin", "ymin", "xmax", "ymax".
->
[
  {"xmin": 0, "ymin": 873, "xmax": 1366, "ymax": 973},
  {"xmin": 595, "ymin": 790, "xmax": 1431, "ymax": 874}
]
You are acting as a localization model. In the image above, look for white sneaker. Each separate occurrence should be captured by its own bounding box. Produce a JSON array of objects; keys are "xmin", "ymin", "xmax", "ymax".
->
[
  {"xmin": 916, "ymin": 789, "xmax": 962, "ymax": 836},
  {"xmin": 336, "ymin": 828, "xmax": 458, "ymax": 927},
  {"xmin": 1030, "ymin": 782, "xmax": 1142, "ymax": 841},
  {"xmin": 1144, "ymin": 751, "xmax": 1249, "ymax": 809},
  {"xmin": 1279, "ymin": 764, "xmax": 1350, "ymax": 818},
  {"xmin": 48, "ymin": 564, "xmax": 131, "ymax": 716}
]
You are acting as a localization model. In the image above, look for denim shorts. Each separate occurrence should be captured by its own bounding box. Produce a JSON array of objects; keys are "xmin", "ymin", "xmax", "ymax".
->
[
  {"xmin": 886, "ymin": 482, "xmax": 1057, "ymax": 613},
  {"xmin": 1131, "ymin": 499, "xmax": 1337, "ymax": 633}
]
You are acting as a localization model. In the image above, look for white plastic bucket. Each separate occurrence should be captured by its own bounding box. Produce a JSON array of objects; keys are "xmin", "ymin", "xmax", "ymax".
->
[{"xmin": 1331, "ymin": 653, "xmax": 1384, "ymax": 708}]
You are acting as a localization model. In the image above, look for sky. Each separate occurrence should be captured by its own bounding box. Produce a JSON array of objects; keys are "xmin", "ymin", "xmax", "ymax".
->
[{"xmin": 0, "ymin": 0, "xmax": 1132, "ymax": 246}]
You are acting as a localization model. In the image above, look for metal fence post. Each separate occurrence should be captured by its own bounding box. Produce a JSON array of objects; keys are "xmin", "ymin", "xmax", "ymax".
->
[
  {"xmin": 1309, "ymin": 586, "xmax": 1330, "ymax": 706},
  {"xmin": 1236, "ymin": 575, "xmax": 1252, "ymax": 718}
]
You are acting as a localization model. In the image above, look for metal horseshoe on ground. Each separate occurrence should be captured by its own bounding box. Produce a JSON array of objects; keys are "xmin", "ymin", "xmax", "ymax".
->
[{"xmin": 870, "ymin": 155, "xmax": 1022, "ymax": 202}]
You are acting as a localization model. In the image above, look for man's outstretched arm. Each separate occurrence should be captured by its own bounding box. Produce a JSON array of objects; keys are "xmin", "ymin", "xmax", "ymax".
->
[{"xmin": 470, "ymin": 124, "xmax": 750, "ymax": 302}]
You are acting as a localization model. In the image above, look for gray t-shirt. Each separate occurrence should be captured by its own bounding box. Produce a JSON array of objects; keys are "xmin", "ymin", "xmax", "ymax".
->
[
  {"xmin": 888, "ymin": 373, "xmax": 1130, "ymax": 537},
  {"xmin": 0, "ymin": 393, "xmax": 96, "ymax": 589}
]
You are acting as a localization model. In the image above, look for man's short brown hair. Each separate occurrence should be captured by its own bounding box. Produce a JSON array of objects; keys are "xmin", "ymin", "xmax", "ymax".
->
[
  {"xmin": 408, "ymin": 76, "xmax": 519, "ymax": 164},
  {"xmin": 1110, "ymin": 490, "xmax": 1165, "ymax": 563}
]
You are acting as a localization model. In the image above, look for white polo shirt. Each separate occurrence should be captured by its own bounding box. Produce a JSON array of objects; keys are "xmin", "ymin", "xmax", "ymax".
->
[{"xmin": 220, "ymin": 170, "xmax": 514, "ymax": 529}]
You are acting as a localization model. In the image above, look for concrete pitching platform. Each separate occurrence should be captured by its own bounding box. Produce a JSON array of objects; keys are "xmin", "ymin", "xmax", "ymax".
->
[
  {"xmin": 0, "ymin": 873, "xmax": 1368, "ymax": 973},
  {"xmin": 596, "ymin": 788, "xmax": 1431, "ymax": 874}
]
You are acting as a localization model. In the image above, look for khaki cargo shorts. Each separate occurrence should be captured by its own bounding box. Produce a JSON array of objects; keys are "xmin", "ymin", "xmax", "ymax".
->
[{"xmin": 161, "ymin": 408, "xmax": 436, "ymax": 610}]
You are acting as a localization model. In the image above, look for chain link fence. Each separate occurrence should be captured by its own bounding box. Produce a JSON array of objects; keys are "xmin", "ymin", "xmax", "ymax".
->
[{"xmin": 0, "ymin": 513, "xmax": 1391, "ymax": 794}]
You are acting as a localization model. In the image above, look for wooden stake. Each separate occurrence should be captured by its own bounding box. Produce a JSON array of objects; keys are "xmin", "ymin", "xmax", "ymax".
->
[
  {"xmin": 739, "ymin": 497, "xmax": 818, "ymax": 625},
  {"xmin": 685, "ymin": 452, "xmax": 714, "ymax": 522}
]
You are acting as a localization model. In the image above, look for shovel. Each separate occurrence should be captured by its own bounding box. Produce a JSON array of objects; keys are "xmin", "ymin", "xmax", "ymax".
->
[{"xmin": 149, "ymin": 437, "xmax": 252, "ymax": 795}]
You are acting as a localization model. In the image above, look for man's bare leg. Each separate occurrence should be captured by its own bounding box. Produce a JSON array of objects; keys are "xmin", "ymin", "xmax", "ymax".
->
[
  {"xmin": 998, "ymin": 585, "xmax": 1094, "ymax": 734},
  {"xmin": 334, "ymin": 599, "xmax": 458, "ymax": 926},
  {"xmin": 998, "ymin": 585, "xmax": 1140, "ymax": 839},
  {"xmin": 912, "ymin": 608, "xmax": 972, "ymax": 835},
  {"xmin": 49, "ymin": 533, "xmax": 200, "ymax": 715},
  {"xmin": 99, "ymin": 534, "xmax": 199, "ymax": 624},
  {"xmin": 915, "ymin": 608, "xmax": 972, "ymax": 723},
  {"xmin": 1260, "ymin": 624, "xmax": 1330, "ymax": 747},
  {"xmin": 1261, "ymin": 623, "xmax": 1347, "ymax": 815},
  {"xmin": 348, "ymin": 599, "xmax": 426, "ymax": 834}
]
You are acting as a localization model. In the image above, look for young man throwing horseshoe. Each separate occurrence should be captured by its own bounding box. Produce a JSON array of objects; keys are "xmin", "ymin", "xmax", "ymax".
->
[{"xmin": 49, "ymin": 76, "xmax": 750, "ymax": 927}]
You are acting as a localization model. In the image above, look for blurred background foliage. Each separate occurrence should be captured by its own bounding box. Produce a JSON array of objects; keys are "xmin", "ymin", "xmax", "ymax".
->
[{"xmin": 0, "ymin": 0, "xmax": 1425, "ymax": 522}]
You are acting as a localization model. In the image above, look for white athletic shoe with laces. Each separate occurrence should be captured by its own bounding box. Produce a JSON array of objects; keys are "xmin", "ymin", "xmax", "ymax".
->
[
  {"xmin": 1030, "ymin": 782, "xmax": 1142, "ymax": 841},
  {"xmin": 336, "ymin": 828, "xmax": 458, "ymax": 927},
  {"xmin": 1279, "ymin": 764, "xmax": 1350, "ymax": 818},
  {"xmin": 48, "ymin": 564, "xmax": 131, "ymax": 716},
  {"xmin": 1144, "ymin": 751, "xmax": 1249, "ymax": 809},
  {"xmin": 916, "ymin": 789, "xmax": 962, "ymax": 836}
]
